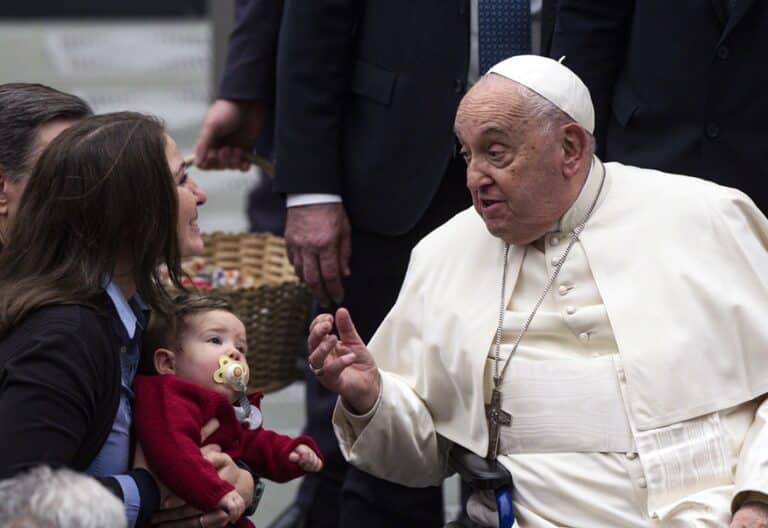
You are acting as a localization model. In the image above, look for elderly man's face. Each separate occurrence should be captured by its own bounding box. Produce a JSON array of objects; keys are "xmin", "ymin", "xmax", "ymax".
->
[{"xmin": 455, "ymin": 77, "xmax": 575, "ymax": 246}]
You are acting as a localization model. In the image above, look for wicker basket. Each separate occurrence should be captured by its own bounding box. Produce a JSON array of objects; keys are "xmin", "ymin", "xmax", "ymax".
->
[{"xmin": 184, "ymin": 232, "xmax": 311, "ymax": 394}]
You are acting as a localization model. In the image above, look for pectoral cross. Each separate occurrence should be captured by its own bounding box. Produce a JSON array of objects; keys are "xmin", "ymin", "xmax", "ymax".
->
[{"xmin": 485, "ymin": 386, "xmax": 512, "ymax": 460}]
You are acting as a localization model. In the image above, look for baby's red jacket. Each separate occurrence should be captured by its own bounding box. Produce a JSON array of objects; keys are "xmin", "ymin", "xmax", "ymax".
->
[{"xmin": 134, "ymin": 375, "xmax": 322, "ymax": 522}]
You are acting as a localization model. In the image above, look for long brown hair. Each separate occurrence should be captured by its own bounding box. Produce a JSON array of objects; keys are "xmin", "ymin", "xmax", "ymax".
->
[{"xmin": 0, "ymin": 112, "xmax": 185, "ymax": 336}]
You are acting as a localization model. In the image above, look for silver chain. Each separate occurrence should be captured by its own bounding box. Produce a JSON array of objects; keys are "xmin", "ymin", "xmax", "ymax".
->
[{"xmin": 492, "ymin": 165, "xmax": 606, "ymax": 388}]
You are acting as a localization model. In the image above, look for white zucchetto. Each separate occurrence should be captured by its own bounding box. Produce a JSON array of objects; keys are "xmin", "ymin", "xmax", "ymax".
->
[{"xmin": 487, "ymin": 55, "xmax": 595, "ymax": 134}]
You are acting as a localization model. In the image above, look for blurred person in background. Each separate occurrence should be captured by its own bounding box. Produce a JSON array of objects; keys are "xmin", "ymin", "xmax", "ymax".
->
[
  {"xmin": 550, "ymin": 0, "xmax": 768, "ymax": 211},
  {"xmin": 0, "ymin": 83, "xmax": 93, "ymax": 250},
  {"xmin": 0, "ymin": 466, "xmax": 127, "ymax": 528}
]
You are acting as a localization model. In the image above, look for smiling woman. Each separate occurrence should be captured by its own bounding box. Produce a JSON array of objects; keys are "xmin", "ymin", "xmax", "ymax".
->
[{"xmin": 0, "ymin": 112, "xmax": 249, "ymax": 528}]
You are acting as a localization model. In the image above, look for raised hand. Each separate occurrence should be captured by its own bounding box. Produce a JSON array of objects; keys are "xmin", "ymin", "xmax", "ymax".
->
[{"xmin": 307, "ymin": 308, "xmax": 380, "ymax": 414}]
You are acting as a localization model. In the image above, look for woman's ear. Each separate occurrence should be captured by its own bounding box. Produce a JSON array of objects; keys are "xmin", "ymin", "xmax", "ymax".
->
[{"xmin": 154, "ymin": 348, "xmax": 177, "ymax": 375}]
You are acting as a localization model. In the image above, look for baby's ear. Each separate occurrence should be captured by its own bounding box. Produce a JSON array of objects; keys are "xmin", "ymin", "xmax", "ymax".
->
[{"xmin": 154, "ymin": 348, "xmax": 177, "ymax": 375}]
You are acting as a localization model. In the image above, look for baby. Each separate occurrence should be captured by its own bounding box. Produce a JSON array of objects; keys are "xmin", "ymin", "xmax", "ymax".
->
[{"xmin": 134, "ymin": 294, "xmax": 322, "ymax": 526}]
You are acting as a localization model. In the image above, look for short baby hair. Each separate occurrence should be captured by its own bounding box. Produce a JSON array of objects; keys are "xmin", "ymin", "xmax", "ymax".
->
[{"xmin": 140, "ymin": 293, "xmax": 236, "ymax": 374}]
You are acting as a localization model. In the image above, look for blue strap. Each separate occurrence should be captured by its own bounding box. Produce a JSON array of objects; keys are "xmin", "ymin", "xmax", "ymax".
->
[
  {"xmin": 495, "ymin": 487, "xmax": 515, "ymax": 528},
  {"xmin": 478, "ymin": 0, "xmax": 532, "ymax": 74}
]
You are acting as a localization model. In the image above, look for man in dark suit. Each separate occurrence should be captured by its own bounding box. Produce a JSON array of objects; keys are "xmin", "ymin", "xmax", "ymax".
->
[
  {"xmin": 550, "ymin": 0, "xmax": 768, "ymax": 211},
  {"xmin": 275, "ymin": 1, "xmax": 550, "ymax": 527}
]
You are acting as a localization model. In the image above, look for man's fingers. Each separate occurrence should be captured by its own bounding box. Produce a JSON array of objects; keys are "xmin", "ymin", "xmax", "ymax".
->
[
  {"xmin": 308, "ymin": 317, "xmax": 333, "ymax": 350},
  {"xmin": 318, "ymin": 247, "xmax": 344, "ymax": 303},
  {"xmin": 308, "ymin": 334, "xmax": 338, "ymax": 370},
  {"xmin": 335, "ymin": 308, "xmax": 363, "ymax": 345},
  {"xmin": 302, "ymin": 252, "xmax": 329, "ymax": 305},
  {"xmin": 320, "ymin": 351, "xmax": 357, "ymax": 379},
  {"xmin": 309, "ymin": 313, "xmax": 333, "ymax": 335},
  {"xmin": 339, "ymin": 228, "xmax": 352, "ymax": 277},
  {"xmin": 194, "ymin": 124, "xmax": 215, "ymax": 166}
]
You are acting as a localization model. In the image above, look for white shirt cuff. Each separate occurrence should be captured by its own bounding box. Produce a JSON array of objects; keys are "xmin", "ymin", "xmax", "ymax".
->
[{"xmin": 286, "ymin": 193, "xmax": 343, "ymax": 207}]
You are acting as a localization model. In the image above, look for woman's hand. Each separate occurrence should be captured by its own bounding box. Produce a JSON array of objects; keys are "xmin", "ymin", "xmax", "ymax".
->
[{"xmin": 149, "ymin": 418, "xmax": 254, "ymax": 527}]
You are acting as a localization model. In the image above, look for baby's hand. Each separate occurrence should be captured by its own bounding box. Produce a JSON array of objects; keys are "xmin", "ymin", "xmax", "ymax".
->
[
  {"xmin": 218, "ymin": 489, "xmax": 245, "ymax": 522},
  {"xmin": 288, "ymin": 444, "xmax": 323, "ymax": 472}
]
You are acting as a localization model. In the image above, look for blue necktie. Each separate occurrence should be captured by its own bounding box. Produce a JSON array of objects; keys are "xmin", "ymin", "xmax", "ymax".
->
[{"xmin": 478, "ymin": 0, "xmax": 531, "ymax": 75}]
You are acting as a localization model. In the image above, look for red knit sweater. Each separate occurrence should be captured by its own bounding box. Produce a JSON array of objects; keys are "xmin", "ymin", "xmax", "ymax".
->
[{"xmin": 134, "ymin": 375, "xmax": 321, "ymax": 526}]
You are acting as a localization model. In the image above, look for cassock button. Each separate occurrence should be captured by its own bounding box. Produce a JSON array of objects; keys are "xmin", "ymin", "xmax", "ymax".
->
[
  {"xmin": 579, "ymin": 332, "xmax": 590, "ymax": 343},
  {"xmin": 558, "ymin": 285, "xmax": 569, "ymax": 296},
  {"xmin": 119, "ymin": 346, "xmax": 127, "ymax": 355},
  {"xmin": 550, "ymin": 236, "xmax": 560, "ymax": 246},
  {"xmin": 618, "ymin": 368, "xmax": 627, "ymax": 382},
  {"xmin": 551, "ymin": 257, "xmax": 560, "ymax": 266},
  {"xmin": 626, "ymin": 452, "xmax": 638, "ymax": 460},
  {"xmin": 638, "ymin": 477, "xmax": 647, "ymax": 488},
  {"xmin": 565, "ymin": 306, "xmax": 576, "ymax": 315}
]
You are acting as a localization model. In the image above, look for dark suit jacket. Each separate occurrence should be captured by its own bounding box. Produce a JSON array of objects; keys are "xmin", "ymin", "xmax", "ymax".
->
[
  {"xmin": 274, "ymin": 0, "xmax": 472, "ymax": 236},
  {"xmin": 550, "ymin": 0, "xmax": 768, "ymax": 211},
  {"xmin": 219, "ymin": 0, "xmax": 284, "ymax": 105}
]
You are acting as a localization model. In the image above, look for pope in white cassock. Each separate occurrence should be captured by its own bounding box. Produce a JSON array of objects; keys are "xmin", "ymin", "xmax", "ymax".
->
[{"xmin": 306, "ymin": 55, "xmax": 768, "ymax": 527}]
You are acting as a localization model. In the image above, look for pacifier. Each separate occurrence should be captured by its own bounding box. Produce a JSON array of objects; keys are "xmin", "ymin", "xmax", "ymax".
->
[
  {"xmin": 213, "ymin": 355, "xmax": 253, "ymax": 420},
  {"xmin": 213, "ymin": 355, "xmax": 250, "ymax": 392}
]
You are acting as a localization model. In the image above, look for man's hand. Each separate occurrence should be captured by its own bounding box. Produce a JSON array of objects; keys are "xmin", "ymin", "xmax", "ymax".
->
[
  {"xmin": 288, "ymin": 444, "xmax": 324, "ymax": 472},
  {"xmin": 308, "ymin": 308, "xmax": 380, "ymax": 414},
  {"xmin": 285, "ymin": 203, "xmax": 351, "ymax": 305},
  {"xmin": 194, "ymin": 99, "xmax": 266, "ymax": 170},
  {"xmin": 731, "ymin": 502, "xmax": 768, "ymax": 528}
]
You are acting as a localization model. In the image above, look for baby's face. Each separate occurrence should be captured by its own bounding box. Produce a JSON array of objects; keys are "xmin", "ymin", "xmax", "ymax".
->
[{"xmin": 174, "ymin": 310, "xmax": 248, "ymax": 401}]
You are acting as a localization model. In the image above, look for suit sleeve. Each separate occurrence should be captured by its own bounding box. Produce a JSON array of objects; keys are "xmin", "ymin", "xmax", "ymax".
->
[
  {"xmin": 549, "ymin": 0, "xmax": 634, "ymax": 155},
  {"xmin": 133, "ymin": 377, "xmax": 234, "ymax": 511},
  {"xmin": 0, "ymin": 324, "xmax": 103, "ymax": 478},
  {"xmin": 274, "ymin": 0, "xmax": 362, "ymax": 195},
  {"xmin": 219, "ymin": 0, "xmax": 284, "ymax": 104},
  {"xmin": 332, "ymin": 372, "xmax": 453, "ymax": 487}
]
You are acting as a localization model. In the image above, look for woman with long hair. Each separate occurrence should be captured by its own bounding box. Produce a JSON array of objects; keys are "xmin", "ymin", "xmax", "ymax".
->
[{"xmin": 0, "ymin": 112, "xmax": 248, "ymax": 527}]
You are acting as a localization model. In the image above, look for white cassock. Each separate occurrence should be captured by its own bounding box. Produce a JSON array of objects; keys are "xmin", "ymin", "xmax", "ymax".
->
[{"xmin": 333, "ymin": 158, "xmax": 768, "ymax": 527}]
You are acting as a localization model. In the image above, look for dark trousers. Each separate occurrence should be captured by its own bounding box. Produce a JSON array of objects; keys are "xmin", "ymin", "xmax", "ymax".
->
[{"xmin": 297, "ymin": 156, "xmax": 472, "ymax": 528}]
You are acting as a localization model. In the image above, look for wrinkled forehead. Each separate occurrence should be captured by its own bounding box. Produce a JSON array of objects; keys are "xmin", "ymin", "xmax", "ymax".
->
[{"xmin": 455, "ymin": 77, "xmax": 530, "ymax": 139}]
